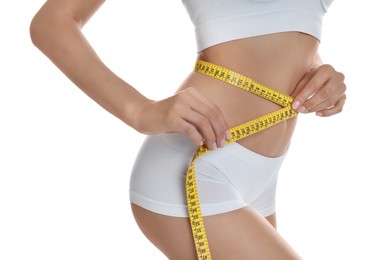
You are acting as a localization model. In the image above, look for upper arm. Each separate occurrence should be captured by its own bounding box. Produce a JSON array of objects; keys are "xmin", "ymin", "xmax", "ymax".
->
[{"xmin": 31, "ymin": 0, "xmax": 105, "ymax": 29}]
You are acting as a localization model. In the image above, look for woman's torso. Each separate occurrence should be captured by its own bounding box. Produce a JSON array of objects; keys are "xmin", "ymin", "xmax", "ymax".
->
[{"xmin": 176, "ymin": 32, "xmax": 319, "ymax": 157}]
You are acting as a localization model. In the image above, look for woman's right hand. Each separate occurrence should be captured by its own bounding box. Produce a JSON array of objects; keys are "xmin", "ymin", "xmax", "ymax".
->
[
  {"xmin": 135, "ymin": 87, "xmax": 230, "ymax": 150},
  {"xmin": 30, "ymin": 0, "xmax": 229, "ymax": 150}
]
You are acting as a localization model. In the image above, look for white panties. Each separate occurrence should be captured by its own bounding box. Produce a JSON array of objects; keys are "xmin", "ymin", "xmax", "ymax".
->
[{"xmin": 129, "ymin": 133, "xmax": 287, "ymax": 217}]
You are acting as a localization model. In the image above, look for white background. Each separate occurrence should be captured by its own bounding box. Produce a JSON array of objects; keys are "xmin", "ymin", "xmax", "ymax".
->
[{"xmin": 1, "ymin": 1, "xmax": 375, "ymax": 259}]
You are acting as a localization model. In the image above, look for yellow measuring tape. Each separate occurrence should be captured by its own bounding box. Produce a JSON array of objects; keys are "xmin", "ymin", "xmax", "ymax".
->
[{"xmin": 186, "ymin": 60, "xmax": 298, "ymax": 259}]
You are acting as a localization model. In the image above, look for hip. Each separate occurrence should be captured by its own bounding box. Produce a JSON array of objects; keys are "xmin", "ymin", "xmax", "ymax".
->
[{"xmin": 130, "ymin": 133, "xmax": 288, "ymax": 217}]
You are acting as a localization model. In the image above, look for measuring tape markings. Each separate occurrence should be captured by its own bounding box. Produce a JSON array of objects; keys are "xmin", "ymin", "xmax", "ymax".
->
[{"xmin": 186, "ymin": 60, "xmax": 298, "ymax": 259}]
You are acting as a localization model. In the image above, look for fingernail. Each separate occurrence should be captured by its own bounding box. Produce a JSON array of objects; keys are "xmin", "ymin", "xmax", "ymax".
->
[
  {"xmin": 225, "ymin": 130, "xmax": 231, "ymax": 140},
  {"xmin": 292, "ymin": 101, "xmax": 300, "ymax": 110},
  {"xmin": 219, "ymin": 139, "xmax": 226, "ymax": 148},
  {"xmin": 316, "ymin": 112, "xmax": 323, "ymax": 116},
  {"xmin": 211, "ymin": 143, "xmax": 217, "ymax": 150},
  {"xmin": 199, "ymin": 140, "xmax": 204, "ymax": 146},
  {"xmin": 297, "ymin": 106, "xmax": 306, "ymax": 113}
]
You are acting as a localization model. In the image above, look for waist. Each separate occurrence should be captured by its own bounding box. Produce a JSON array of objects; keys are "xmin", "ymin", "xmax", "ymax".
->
[
  {"xmin": 198, "ymin": 32, "xmax": 319, "ymax": 95},
  {"xmin": 176, "ymin": 32, "xmax": 318, "ymax": 156}
]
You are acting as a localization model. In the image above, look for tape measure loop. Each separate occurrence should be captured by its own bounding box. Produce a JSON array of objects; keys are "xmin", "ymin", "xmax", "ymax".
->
[{"xmin": 187, "ymin": 60, "xmax": 297, "ymax": 259}]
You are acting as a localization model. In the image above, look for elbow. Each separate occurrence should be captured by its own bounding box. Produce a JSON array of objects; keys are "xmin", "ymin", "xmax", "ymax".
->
[
  {"xmin": 29, "ymin": 10, "xmax": 72, "ymax": 51},
  {"xmin": 29, "ymin": 12, "xmax": 47, "ymax": 50}
]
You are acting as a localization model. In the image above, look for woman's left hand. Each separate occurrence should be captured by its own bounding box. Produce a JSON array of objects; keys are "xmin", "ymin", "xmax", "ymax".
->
[{"xmin": 291, "ymin": 64, "xmax": 347, "ymax": 117}]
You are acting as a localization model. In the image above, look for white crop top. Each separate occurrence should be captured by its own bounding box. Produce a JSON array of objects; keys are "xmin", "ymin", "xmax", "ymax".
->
[{"xmin": 181, "ymin": 0, "xmax": 334, "ymax": 52}]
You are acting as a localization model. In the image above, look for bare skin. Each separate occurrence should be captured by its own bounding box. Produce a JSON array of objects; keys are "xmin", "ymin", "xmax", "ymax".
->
[
  {"xmin": 30, "ymin": 0, "xmax": 346, "ymax": 259},
  {"xmin": 131, "ymin": 204, "xmax": 296, "ymax": 260},
  {"xmin": 178, "ymin": 32, "xmax": 318, "ymax": 156},
  {"xmin": 130, "ymin": 33, "xmax": 317, "ymax": 259}
]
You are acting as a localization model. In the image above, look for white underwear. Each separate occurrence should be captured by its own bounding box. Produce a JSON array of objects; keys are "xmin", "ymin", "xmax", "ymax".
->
[{"xmin": 129, "ymin": 133, "xmax": 287, "ymax": 217}]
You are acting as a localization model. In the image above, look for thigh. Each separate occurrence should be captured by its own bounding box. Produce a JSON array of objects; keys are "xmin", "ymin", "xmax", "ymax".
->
[
  {"xmin": 131, "ymin": 203, "xmax": 196, "ymax": 260},
  {"xmin": 205, "ymin": 208, "xmax": 300, "ymax": 259},
  {"xmin": 131, "ymin": 203, "xmax": 300, "ymax": 260}
]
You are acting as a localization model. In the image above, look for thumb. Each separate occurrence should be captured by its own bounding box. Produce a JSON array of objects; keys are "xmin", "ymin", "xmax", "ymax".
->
[{"xmin": 291, "ymin": 69, "xmax": 315, "ymax": 98}]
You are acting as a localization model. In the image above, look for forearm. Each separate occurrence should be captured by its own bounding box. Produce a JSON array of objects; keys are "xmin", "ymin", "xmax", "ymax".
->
[{"xmin": 30, "ymin": 9, "xmax": 149, "ymax": 129}]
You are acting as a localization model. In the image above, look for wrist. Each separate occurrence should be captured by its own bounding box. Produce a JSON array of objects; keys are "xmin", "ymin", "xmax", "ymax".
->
[{"xmin": 124, "ymin": 97, "xmax": 155, "ymax": 133}]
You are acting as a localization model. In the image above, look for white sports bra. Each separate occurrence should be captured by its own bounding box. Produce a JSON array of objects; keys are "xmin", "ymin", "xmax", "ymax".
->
[{"xmin": 181, "ymin": 0, "xmax": 334, "ymax": 52}]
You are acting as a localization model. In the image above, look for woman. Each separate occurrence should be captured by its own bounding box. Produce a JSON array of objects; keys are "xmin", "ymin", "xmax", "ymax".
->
[{"xmin": 30, "ymin": 0, "xmax": 346, "ymax": 259}]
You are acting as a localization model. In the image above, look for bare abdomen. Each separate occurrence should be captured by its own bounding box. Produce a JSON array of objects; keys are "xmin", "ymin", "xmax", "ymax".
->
[{"xmin": 177, "ymin": 32, "xmax": 319, "ymax": 157}]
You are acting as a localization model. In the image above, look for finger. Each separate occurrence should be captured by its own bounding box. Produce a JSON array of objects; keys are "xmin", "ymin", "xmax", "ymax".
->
[
  {"xmin": 162, "ymin": 103, "xmax": 205, "ymax": 146},
  {"xmin": 185, "ymin": 88, "xmax": 229, "ymax": 148},
  {"xmin": 191, "ymin": 103, "xmax": 228, "ymax": 149},
  {"xmin": 177, "ymin": 119, "xmax": 205, "ymax": 146},
  {"xmin": 172, "ymin": 90, "xmax": 221, "ymax": 149},
  {"xmin": 316, "ymin": 94, "xmax": 346, "ymax": 117},
  {"xmin": 301, "ymin": 78, "xmax": 338, "ymax": 112},
  {"xmin": 292, "ymin": 65, "xmax": 332, "ymax": 112},
  {"xmin": 304, "ymin": 82, "xmax": 346, "ymax": 113},
  {"xmin": 291, "ymin": 70, "xmax": 314, "ymax": 98},
  {"xmin": 182, "ymin": 109, "xmax": 218, "ymax": 150}
]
